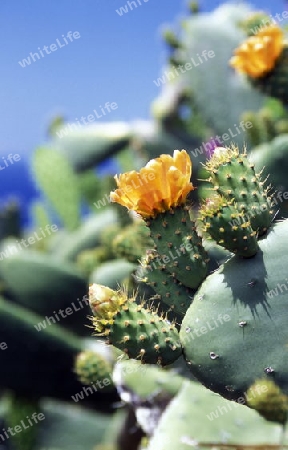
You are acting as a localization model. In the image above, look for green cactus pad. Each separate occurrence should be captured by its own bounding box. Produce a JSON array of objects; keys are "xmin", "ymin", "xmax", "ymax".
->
[
  {"xmin": 90, "ymin": 288, "xmax": 182, "ymax": 366},
  {"xmin": 107, "ymin": 301, "xmax": 182, "ymax": 366},
  {"xmin": 241, "ymin": 108, "xmax": 278, "ymax": 147},
  {"xmin": 51, "ymin": 208, "xmax": 118, "ymax": 261},
  {"xmin": 152, "ymin": 3, "xmax": 265, "ymax": 148},
  {"xmin": 201, "ymin": 196, "xmax": 259, "ymax": 257},
  {"xmin": 32, "ymin": 147, "xmax": 81, "ymax": 231},
  {"xmin": 113, "ymin": 359, "xmax": 184, "ymax": 401},
  {"xmin": 89, "ymin": 259, "xmax": 137, "ymax": 290},
  {"xmin": 147, "ymin": 381, "xmax": 288, "ymax": 450},
  {"xmin": 0, "ymin": 250, "xmax": 89, "ymax": 335},
  {"xmin": 205, "ymin": 146, "xmax": 273, "ymax": 235},
  {"xmin": 76, "ymin": 246, "xmax": 110, "ymax": 276},
  {"xmin": 138, "ymin": 251, "xmax": 194, "ymax": 315},
  {"xmin": 0, "ymin": 296, "xmax": 81, "ymax": 399},
  {"xmin": 146, "ymin": 206, "xmax": 208, "ymax": 289},
  {"xmin": 4, "ymin": 394, "xmax": 40, "ymax": 450},
  {"xmin": 52, "ymin": 121, "xmax": 131, "ymax": 171},
  {"xmin": 250, "ymin": 134, "xmax": 288, "ymax": 219},
  {"xmin": 180, "ymin": 219, "xmax": 288, "ymax": 402}
]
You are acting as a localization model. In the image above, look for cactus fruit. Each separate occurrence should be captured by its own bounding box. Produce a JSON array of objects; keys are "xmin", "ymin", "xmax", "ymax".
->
[
  {"xmin": 13, "ymin": 3, "xmax": 288, "ymax": 446},
  {"xmin": 204, "ymin": 145, "xmax": 273, "ymax": 235},
  {"xmin": 89, "ymin": 284, "xmax": 182, "ymax": 366},
  {"xmin": 241, "ymin": 108, "xmax": 278, "ymax": 147},
  {"xmin": 74, "ymin": 350, "xmax": 114, "ymax": 390},
  {"xmin": 180, "ymin": 219, "xmax": 288, "ymax": 403},
  {"xmin": 246, "ymin": 379, "xmax": 288, "ymax": 425}
]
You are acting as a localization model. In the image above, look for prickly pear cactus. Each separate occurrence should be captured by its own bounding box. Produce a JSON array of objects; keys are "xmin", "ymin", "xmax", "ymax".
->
[
  {"xmin": 85, "ymin": 142, "xmax": 288, "ymax": 436},
  {"xmin": 230, "ymin": 22, "xmax": 288, "ymax": 107},
  {"xmin": 147, "ymin": 381, "xmax": 288, "ymax": 450},
  {"xmin": 181, "ymin": 218, "xmax": 288, "ymax": 402},
  {"xmin": 89, "ymin": 284, "xmax": 182, "ymax": 366},
  {"xmin": 17, "ymin": 3, "xmax": 288, "ymax": 446},
  {"xmin": 153, "ymin": 3, "xmax": 265, "ymax": 147}
]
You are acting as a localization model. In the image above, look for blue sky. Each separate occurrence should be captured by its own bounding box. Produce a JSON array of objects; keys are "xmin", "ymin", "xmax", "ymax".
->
[
  {"xmin": 0, "ymin": 0, "xmax": 285, "ymax": 156},
  {"xmin": 0, "ymin": 0, "xmax": 286, "ymax": 223}
]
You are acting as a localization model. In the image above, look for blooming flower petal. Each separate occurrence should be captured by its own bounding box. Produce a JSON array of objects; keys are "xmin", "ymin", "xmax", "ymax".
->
[
  {"xmin": 230, "ymin": 24, "xmax": 284, "ymax": 78},
  {"xmin": 110, "ymin": 150, "xmax": 194, "ymax": 218}
]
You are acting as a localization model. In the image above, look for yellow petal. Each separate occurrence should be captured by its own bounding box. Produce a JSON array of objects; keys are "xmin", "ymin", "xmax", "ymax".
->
[
  {"xmin": 110, "ymin": 150, "xmax": 194, "ymax": 218},
  {"xmin": 229, "ymin": 24, "xmax": 284, "ymax": 78}
]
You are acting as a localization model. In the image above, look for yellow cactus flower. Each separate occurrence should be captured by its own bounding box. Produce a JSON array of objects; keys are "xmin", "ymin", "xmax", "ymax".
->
[
  {"xmin": 110, "ymin": 150, "xmax": 194, "ymax": 218},
  {"xmin": 230, "ymin": 24, "xmax": 284, "ymax": 78}
]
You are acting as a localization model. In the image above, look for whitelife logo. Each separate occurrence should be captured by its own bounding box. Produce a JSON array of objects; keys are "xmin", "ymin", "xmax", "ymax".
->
[
  {"xmin": 55, "ymin": 102, "xmax": 118, "ymax": 138},
  {"xmin": 18, "ymin": 31, "xmax": 81, "ymax": 68},
  {"xmin": 0, "ymin": 153, "xmax": 21, "ymax": 170},
  {"xmin": 0, "ymin": 225, "xmax": 58, "ymax": 260},
  {"xmin": 0, "ymin": 412, "xmax": 45, "ymax": 443},
  {"xmin": 116, "ymin": 0, "xmax": 149, "ymax": 16},
  {"xmin": 153, "ymin": 50, "xmax": 215, "ymax": 87}
]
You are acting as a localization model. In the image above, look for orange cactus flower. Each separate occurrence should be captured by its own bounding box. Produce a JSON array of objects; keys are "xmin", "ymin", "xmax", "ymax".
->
[
  {"xmin": 230, "ymin": 24, "xmax": 284, "ymax": 78},
  {"xmin": 110, "ymin": 150, "xmax": 194, "ymax": 218}
]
